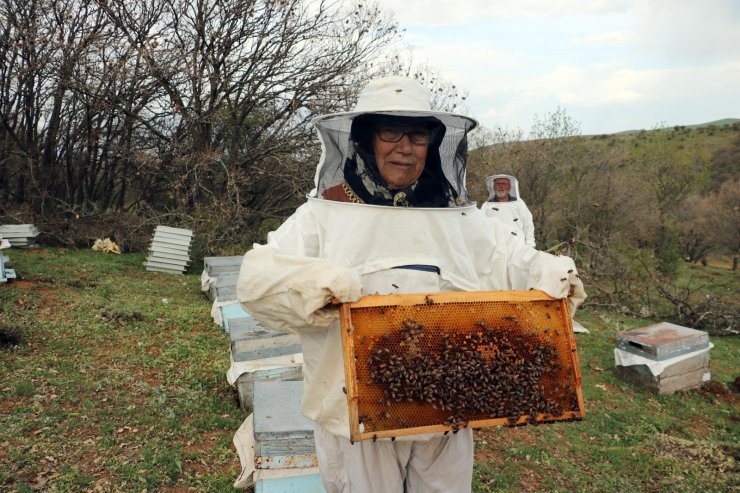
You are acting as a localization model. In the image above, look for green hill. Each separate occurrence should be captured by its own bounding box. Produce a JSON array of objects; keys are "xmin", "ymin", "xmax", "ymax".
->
[
  {"xmin": 613, "ymin": 118, "xmax": 740, "ymax": 135},
  {"xmin": 468, "ymin": 118, "xmax": 740, "ymax": 204}
]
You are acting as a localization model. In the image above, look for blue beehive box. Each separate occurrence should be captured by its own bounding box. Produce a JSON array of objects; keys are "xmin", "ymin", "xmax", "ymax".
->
[
  {"xmin": 251, "ymin": 380, "xmax": 325, "ymax": 493},
  {"xmin": 219, "ymin": 302, "xmax": 250, "ymax": 333},
  {"xmin": 253, "ymin": 381, "xmax": 316, "ymax": 457},
  {"xmin": 203, "ymin": 255, "xmax": 243, "ymax": 275}
]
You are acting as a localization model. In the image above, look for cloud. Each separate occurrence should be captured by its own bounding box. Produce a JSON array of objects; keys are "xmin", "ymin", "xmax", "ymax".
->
[
  {"xmin": 373, "ymin": 0, "xmax": 740, "ymax": 134},
  {"xmin": 631, "ymin": 1, "xmax": 740, "ymax": 60},
  {"xmin": 376, "ymin": 0, "xmax": 635, "ymax": 25},
  {"xmin": 570, "ymin": 31, "xmax": 639, "ymax": 48}
]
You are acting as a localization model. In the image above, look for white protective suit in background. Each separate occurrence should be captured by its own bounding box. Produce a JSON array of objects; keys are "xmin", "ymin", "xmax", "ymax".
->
[
  {"xmin": 236, "ymin": 76, "xmax": 586, "ymax": 493},
  {"xmin": 480, "ymin": 174, "xmax": 536, "ymax": 248}
]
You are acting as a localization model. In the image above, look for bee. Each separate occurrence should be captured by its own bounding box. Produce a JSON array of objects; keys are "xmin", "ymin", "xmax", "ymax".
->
[
  {"xmin": 461, "ymin": 212, "xmax": 466, "ymax": 216},
  {"xmin": 492, "ymin": 207, "xmax": 499, "ymax": 211},
  {"xmin": 511, "ymin": 232, "xmax": 518, "ymax": 236},
  {"xmin": 358, "ymin": 335, "xmax": 367, "ymax": 346},
  {"xmin": 567, "ymin": 269, "xmax": 573, "ymax": 273},
  {"xmin": 342, "ymin": 386, "xmax": 347, "ymax": 394},
  {"xmin": 392, "ymin": 284, "xmax": 399, "ymax": 289},
  {"xmin": 513, "ymin": 218, "xmax": 519, "ymax": 222},
  {"xmin": 425, "ymin": 295, "xmax": 434, "ymax": 305},
  {"xmin": 560, "ymin": 278, "xmax": 567, "ymax": 282}
]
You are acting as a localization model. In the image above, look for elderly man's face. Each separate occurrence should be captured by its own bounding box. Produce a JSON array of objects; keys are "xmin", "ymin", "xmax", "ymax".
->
[
  {"xmin": 373, "ymin": 127, "xmax": 429, "ymax": 189},
  {"xmin": 493, "ymin": 178, "xmax": 511, "ymax": 198}
]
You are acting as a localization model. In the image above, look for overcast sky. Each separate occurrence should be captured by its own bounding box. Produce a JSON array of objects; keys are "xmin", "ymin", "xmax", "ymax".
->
[{"xmin": 373, "ymin": 0, "xmax": 740, "ymax": 135}]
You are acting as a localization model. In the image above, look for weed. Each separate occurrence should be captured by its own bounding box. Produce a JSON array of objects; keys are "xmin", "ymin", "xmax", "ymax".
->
[{"xmin": 14, "ymin": 381, "xmax": 34, "ymax": 397}]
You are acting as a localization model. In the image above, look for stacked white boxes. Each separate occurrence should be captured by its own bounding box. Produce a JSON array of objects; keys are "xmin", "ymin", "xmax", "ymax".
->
[
  {"xmin": 145, "ymin": 226, "xmax": 193, "ymax": 274},
  {"xmin": 0, "ymin": 224, "xmax": 40, "ymax": 248}
]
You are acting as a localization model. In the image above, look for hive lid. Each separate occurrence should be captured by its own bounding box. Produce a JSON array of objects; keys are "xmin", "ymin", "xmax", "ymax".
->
[{"xmin": 616, "ymin": 322, "xmax": 709, "ymax": 361}]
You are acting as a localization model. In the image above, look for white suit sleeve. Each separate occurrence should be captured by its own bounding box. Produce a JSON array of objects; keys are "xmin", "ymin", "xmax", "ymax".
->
[
  {"xmin": 506, "ymin": 245, "xmax": 586, "ymax": 317},
  {"xmin": 236, "ymin": 214, "xmax": 363, "ymax": 334}
]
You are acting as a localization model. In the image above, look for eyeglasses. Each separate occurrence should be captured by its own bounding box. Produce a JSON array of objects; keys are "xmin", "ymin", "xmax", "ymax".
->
[{"xmin": 376, "ymin": 127, "xmax": 432, "ymax": 146}]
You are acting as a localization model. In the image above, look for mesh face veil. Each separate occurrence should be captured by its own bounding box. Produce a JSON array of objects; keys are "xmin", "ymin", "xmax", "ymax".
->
[
  {"xmin": 310, "ymin": 77, "xmax": 478, "ymax": 207},
  {"xmin": 485, "ymin": 174, "xmax": 521, "ymax": 200}
]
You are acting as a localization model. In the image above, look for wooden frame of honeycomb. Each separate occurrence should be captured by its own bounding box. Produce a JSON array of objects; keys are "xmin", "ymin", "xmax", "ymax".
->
[{"xmin": 339, "ymin": 290, "xmax": 585, "ymax": 441}]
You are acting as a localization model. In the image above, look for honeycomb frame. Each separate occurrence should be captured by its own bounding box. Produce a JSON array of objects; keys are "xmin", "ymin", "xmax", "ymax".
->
[{"xmin": 340, "ymin": 290, "xmax": 585, "ymax": 441}]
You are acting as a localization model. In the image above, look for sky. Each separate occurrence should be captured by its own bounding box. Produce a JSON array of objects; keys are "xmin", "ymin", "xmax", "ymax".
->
[{"xmin": 373, "ymin": 0, "xmax": 740, "ymax": 136}]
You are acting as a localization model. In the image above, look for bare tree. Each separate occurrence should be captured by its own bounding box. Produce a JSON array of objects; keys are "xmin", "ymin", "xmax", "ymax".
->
[
  {"xmin": 713, "ymin": 179, "xmax": 740, "ymax": 270},
  {"xmin": 1, "ymin": 0, "xmax": 405, "ymax": 249}
]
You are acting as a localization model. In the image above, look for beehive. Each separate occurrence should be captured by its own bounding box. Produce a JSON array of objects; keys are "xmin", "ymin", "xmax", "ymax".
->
[
  {"xmin": 615, "ymin": 322, "xmax": 709, "ymax": 361},
  {"xmin": 340, "ymin": 290, "xmax": 584, "ymax": 441}
]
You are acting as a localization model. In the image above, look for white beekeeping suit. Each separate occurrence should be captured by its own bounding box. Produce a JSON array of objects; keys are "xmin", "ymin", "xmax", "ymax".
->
[
  {"xmin": 236, "ymin": 76, "xmax": 585, "ymax": 493},
  {"xmin": 480, "ymin": 174, "xmax": 537, "ymax": 248}
]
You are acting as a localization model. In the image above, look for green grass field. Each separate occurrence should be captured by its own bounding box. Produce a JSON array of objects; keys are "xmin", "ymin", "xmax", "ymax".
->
[{"xmin": 1, "ymin": 248, "xmax": 737, "ymax": 492}]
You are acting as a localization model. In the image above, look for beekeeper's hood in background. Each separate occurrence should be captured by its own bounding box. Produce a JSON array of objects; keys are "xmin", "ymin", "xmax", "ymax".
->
[
  {"xmin": 311, "ymin": 76, "xmax": 478, "ymax": 206},
  {"xmin": 485, "ymin": 174, "xmax": 521, "ymax": 200}
]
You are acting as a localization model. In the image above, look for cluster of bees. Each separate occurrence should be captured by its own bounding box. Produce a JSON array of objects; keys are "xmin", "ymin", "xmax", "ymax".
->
[{"xmin": 366, "ymin": 319, "xmax": 576, "ymax": 431}]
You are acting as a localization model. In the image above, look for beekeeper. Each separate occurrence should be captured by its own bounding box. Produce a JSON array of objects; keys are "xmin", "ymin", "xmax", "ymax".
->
[
  {"xmin": 480, "ymin": 174, "xmax": 537, "ymax": 247},
  {"xmin": 237, "ymin": 76, "xmax": 586, "ymax": 493}
]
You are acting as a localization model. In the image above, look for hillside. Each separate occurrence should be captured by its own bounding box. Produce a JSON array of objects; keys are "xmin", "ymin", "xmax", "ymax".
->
[
  {"xmin": 610, "ymin": 118, "xmax": 740, "ymax": 136},
  {"xmin": 467, "ymin": 118, "xmax": 740, "ymax": 205}
]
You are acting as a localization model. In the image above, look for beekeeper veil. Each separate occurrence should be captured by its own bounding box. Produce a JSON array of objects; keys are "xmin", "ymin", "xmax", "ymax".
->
[
  {"xmin": 311, "ymin": 76, "xmax": 478, "ymax": 207},
  {"xmin": 485, "ymin": 174, "xmax": 521, "ymax": 201}
]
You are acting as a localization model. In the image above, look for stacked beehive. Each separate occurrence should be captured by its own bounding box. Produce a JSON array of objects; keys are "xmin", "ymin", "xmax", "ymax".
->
[
  {"xmin": 0, "ymin": 236, "xmax": 16, "ymax": 283},
  {"xmin": 203, "ymin": 255, "xmax": 303, "ymax": 411},
  {"xmin": 228, "ymin": 315, "xmax": 302, "ymax": 410},
  {"xmin": 145, "ymin": 226, "xmax": 192, "ymax": 274},
  {"xmin": 614, "ymin": 322, "xmax": 711, "ymax": 395},
  {"xmin": 0, "ymin": 224, "xmax": 40, "ymax": 248},
  {"xmin": 201, "ymin": 255, "xmax": 318, "ymax": 490},
  {"xmin": 232, "ymin": 381, "xmax": 323, "ymax": 492},
  {"xmin": 202, "ymin": 256, "xmax": 244, "ymax": 331}
]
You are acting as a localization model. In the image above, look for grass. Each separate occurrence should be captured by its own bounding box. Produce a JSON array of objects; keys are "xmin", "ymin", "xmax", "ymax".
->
[
  {"xmin": 1, "ymin": 248, "xmax": 240, "ymax": 492},
  {"xmin": 1, "ymin": 248, "xmax": 738, "ymax": 492},
  {"xmin": 472, "ymin": 308, "xmax": 739, "ymax": 493}
]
